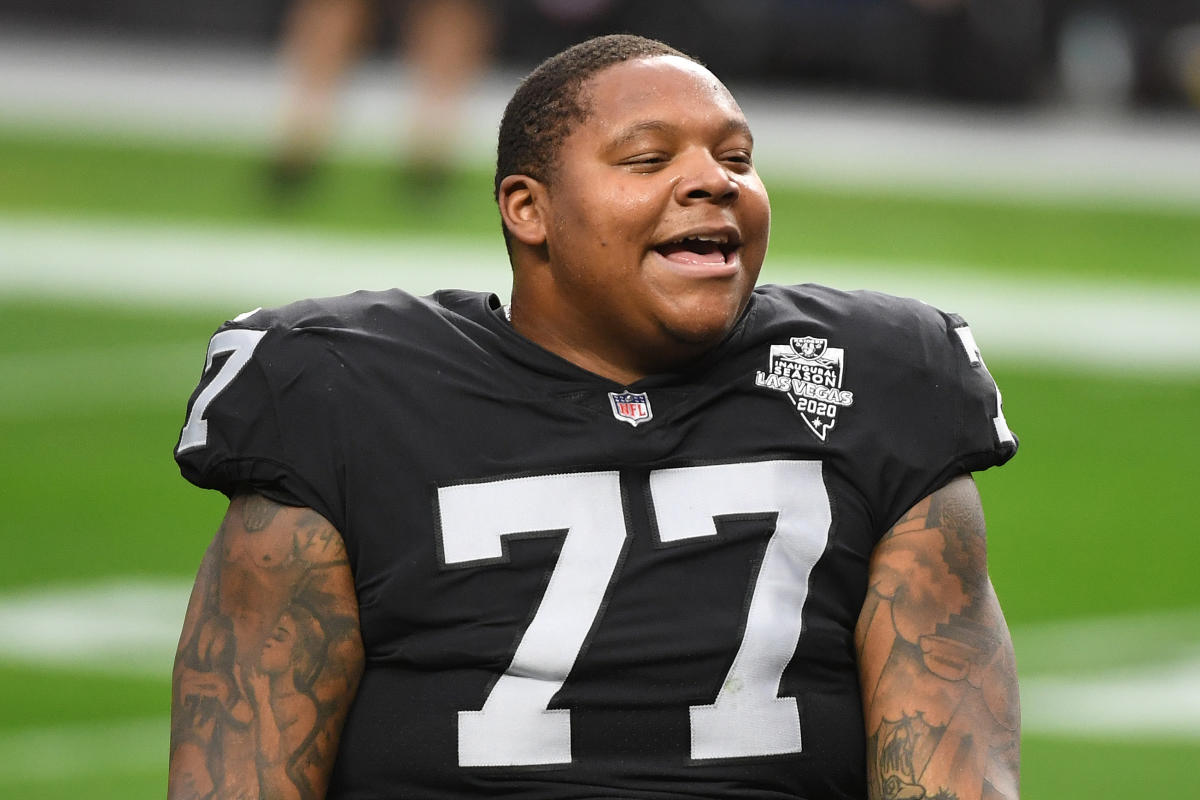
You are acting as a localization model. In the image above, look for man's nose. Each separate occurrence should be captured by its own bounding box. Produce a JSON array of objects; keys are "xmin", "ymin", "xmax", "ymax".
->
[{"xmin": 673, "ymin": 150, "xmax": 740, "ymax": 205}]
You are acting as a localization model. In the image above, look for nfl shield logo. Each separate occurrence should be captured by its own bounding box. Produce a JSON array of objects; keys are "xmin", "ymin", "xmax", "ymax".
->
[{"xmin": 608, "ymin": 391, "xmax": 653, "ymax": 427}]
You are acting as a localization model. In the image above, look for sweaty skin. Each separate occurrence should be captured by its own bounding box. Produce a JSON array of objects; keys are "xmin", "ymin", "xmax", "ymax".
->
[{"xmin": 856, "ymin": 475, "xmax": 1020, "ymax": 800}]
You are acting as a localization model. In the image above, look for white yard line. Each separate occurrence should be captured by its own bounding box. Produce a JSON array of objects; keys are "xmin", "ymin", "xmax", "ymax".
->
[
  {"xmin": 1023, "ymin": 665, "xmax": 1200, "ymax": 741},
  {"xmin": 0, "ymin": 579, "xmax": 188, "ymax": 679},
  {"xmin": 1017, "ymin": 608, "xmax": 1200, "ymax": 741},
  {"xmin": 0, "ymin": 216, "xmax": 506, "ymax": 310},
  {"xmin": 3, "ymin": 215, "xmax": 1199, "ymax": 376}
]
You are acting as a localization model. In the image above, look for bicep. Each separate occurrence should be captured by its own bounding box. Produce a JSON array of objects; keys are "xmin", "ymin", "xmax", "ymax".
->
[
  {"xmin": 855, "ymin": 475, "xmax": 1020, "ymax": 800},
  {"xmin": 169, "ymin": 493, "xmax": 364, "ymax": 800}
]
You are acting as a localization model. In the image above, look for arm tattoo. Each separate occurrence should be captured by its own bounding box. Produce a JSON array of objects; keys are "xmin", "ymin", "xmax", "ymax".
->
[
  {"xmin": 169, "ymin": 495, "xmax": 364, "ymax": 800},
  {"xmin": 856, "ymin": 478, "xmax": 1020, "ymax": 800},
  {"xmin": 240, "ymin": 493, "xmax": 281, "ymax": 532}
]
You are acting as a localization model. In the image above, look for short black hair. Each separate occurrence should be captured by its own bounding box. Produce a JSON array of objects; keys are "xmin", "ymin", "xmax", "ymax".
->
[{"xmin": 494, "ymin": 34, "xmax": 697, "ymax": 202}]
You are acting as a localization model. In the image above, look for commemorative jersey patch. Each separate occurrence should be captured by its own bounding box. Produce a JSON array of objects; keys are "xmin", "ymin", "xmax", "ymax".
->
[
  {"xmin": 755, "ymin": 336, "xmax": 855, "ymax": 441},
  {"xmin": 608, "ymin": 390, "xmax": 653, "ymax": 427}
]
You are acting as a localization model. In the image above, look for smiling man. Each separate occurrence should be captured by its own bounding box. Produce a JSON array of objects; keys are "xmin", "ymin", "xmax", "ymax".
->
[
  {"xmin": 170, "ymin": 35, "xmax": 1020, "ymax": 800},
  {"xmin": 498, "ymin": 49, "xmax": 770, "ymax": 384}
]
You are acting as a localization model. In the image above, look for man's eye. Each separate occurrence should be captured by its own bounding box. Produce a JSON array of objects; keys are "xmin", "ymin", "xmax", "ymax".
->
[
  {"xmin": 624, "ymin": 155, "xmax": 668, "ymax": 169},
  {"xmin": 722, "ymin": 151, "xmax": 753, "ymax": 168}
]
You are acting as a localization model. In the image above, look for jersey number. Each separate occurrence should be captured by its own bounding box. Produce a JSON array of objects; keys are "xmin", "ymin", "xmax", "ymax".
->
[
  {"xmin": 953, "ymin": 324, "xmax": 1015, "ymax": 447},
  {"xmin": 437, "ymin": 460, "xmax": 832, "ymax": 767},
  {"xmin": 177, "ymin": 328, "xmax": 267, "ymax": 453}
]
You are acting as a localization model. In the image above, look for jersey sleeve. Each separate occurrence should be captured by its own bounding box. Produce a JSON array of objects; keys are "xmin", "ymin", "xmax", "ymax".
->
[
  {"xmin": 871, "ymin": 298, "xmax": 1018, "ymax": 530},
  {"xmin": 174, "ymin": 311, "xmax": 347, "ymax": 531}
]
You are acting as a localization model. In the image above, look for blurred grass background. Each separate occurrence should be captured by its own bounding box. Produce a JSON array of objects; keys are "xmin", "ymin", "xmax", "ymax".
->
[{"xmin": 2, "ymin": 20, "xmax": 1200, "ymax": 797}]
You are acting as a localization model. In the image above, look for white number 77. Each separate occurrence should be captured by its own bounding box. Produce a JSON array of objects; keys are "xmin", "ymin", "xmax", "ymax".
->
[{"xmin": 437, "ymin": 460, "xmax": 831, "ymax": 767}]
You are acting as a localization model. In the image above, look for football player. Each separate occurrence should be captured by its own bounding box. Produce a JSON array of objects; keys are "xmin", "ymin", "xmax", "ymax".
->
[{"xmin": 171, "ymin": 34, "xmax": 1019, "ymax": 800}]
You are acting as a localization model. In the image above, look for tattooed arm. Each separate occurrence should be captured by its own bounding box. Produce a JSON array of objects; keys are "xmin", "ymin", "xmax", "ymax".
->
[
  {"xmin": 856, "ymin": 475, "xmax": 1020, "ymax": 800},
  {"xmin": 169, "ymin": 494, "xmax": 365, "ymax": 800}
]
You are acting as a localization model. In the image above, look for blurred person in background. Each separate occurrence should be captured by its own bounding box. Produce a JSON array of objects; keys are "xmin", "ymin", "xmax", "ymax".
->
[
  {"xmin": 269, "ymin": 0, "xmax": 493, "ymax": 191},
  {"xmin": 170, "ymin": 34, "xmax": 1020, "ymax": 799}
]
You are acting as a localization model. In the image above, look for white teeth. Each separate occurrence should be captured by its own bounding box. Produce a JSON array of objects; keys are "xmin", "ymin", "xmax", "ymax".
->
[{"xmin": 675, "ymin": 234, "xmax": 729, "ymax": 244}]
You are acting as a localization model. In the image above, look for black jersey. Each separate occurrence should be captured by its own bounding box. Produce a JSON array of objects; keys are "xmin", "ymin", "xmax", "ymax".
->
[{"xmin": 175, "ymin": 284, "xmax": 1016, "ymax": 799}]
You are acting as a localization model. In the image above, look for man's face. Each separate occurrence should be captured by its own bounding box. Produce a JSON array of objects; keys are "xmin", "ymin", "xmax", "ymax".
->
[{"xmin": 520, "ymin": 55, "xmax": 770, "ymax": 379}]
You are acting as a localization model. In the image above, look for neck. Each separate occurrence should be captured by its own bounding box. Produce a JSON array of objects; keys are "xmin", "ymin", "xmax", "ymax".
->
[{"xmin": 508, "ymin": 298, "xmax": 651, "ymax": 385}]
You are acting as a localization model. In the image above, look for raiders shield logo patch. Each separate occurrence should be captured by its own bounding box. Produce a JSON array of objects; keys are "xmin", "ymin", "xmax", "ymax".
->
[
  {"xmin": 754, "ymin": 336, "xmax": 855, "ymax": 441},
  {"xmin": 608, "ymin": 390, "xmax": 653, "ymax": 427}
]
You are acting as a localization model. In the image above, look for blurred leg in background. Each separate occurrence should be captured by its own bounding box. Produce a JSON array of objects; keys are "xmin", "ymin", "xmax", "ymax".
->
[
  {"xmin": 399, "ymin": 0, "xmax": 493, "ymax": 185},
  {"xmin": 272, "ymin": 0, "xmax": 374, "ymax": 188},
  {"xmin": 270, "ymin": 0, "xmax": 493, "ymax": 192}
]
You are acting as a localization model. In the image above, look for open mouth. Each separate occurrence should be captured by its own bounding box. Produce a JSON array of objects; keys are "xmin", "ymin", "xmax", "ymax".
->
[{"xmin": 653, "ymin": 234, "xmax": 740, "ymax": 267}]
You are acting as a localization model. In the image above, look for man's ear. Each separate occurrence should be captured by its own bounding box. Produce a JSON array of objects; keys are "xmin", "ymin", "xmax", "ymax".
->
[{"xmin": 497, "ymin": 174, "xmax": 548, "ymax": 248}]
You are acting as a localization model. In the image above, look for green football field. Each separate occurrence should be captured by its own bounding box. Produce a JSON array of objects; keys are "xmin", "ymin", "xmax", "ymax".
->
[{"xmin": 2, "ymin": 127, "xmax": 1198, "ymax": 797}]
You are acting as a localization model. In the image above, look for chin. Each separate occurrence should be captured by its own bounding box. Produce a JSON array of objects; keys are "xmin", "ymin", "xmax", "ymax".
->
[{"xmin": 659, "ymin": 298, "xmax": 745, "ymax": 348}]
